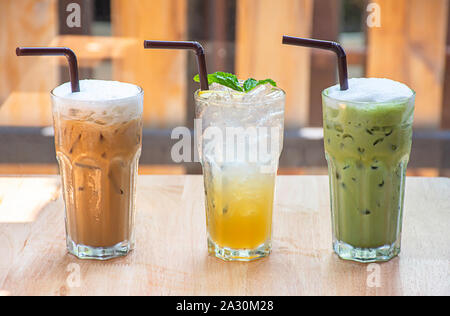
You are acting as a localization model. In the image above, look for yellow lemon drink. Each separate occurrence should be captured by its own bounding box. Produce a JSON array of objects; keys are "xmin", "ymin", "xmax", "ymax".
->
[
  {"xmin": 204, "ymin": 163, "xmax": 275, "ymax": 250},
  {"xmin": 195, "ymin": 76, "xmax": 285, "ymax": 262}
]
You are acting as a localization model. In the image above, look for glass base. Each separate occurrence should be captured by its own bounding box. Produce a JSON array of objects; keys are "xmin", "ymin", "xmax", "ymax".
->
[
  {"xmin": 66, "ymin": 237, "xmax": 133, "ymax": 261},
  {"xmin": 333, "ymin": 240, "xmax": 400, "ymax": 263},
  {"xmin": 208, "ymin": 238, "xmax": 271, "ymax": 262}
]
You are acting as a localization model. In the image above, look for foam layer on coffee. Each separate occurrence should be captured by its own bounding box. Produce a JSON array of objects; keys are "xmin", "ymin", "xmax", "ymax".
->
[
  {"xmin": 326, "ymin": 78, "xmax": 414, "ymax": 104},
  {"xmin": 52, "ymin": 80, "xmax": 143, "ymax": 123}
]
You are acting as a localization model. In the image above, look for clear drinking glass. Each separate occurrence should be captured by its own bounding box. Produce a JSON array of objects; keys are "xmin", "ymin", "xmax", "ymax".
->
[
  {"xmin": 322, "ymin": 86, "xmax": 415, "ymax": 262},
  {"xmin": 195, "ymin": 86, "xmax": 285, "ymax": 261},
  {"xmin": 51, "ymin": 80, "xmax": 143, "ymax": 260}
]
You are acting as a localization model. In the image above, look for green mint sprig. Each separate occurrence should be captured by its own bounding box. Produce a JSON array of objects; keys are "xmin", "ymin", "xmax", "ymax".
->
[{"xmin": 194, "ymin": 72, "xmax": 277, "ymax": 92}]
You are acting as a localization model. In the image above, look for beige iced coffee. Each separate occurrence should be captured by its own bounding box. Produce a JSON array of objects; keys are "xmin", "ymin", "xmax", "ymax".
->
[{"xmin": 51, "ymin": 80, "xmax": 143, "ymax": 260}]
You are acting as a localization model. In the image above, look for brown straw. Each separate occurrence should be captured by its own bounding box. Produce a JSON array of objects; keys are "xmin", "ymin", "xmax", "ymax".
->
[
  {"xmin": 16, "ymin": 47, "xmax": 80, "ymax": 92},
  {"xmin": 144, "ymin": 40, "xmax": 209, "ymax": 90},
  {"xmin": 282, "ymin": 36, "xmax": 349, "ymax": 90}
]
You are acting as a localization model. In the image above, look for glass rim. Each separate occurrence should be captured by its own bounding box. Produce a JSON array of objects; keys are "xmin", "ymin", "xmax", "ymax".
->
[
  {"xmin": 50, "ymin": 80, "xmax": 144, "ymax": 104},
  {"xmin": 321, "ymin": 87, "xmax": 416, "ymax": 106},
  {"xmin": 194, "ymin": 87, "xmax": 286, "ymax": 107}
]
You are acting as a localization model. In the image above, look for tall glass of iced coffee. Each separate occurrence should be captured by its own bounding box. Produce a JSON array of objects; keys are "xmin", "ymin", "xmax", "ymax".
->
[{"xmin": 51, "ymin": 80, "xmax": 143, "ymax": 260}]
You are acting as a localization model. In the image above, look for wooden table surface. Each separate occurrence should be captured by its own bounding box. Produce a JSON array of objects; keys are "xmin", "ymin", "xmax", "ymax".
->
[{"xmin": 0, "ymin": 175, "xmax": 448, "ymax": 296}]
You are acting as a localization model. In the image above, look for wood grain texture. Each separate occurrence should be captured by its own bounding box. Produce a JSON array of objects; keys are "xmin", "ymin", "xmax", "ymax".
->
[
  {"xmin": 367, "ymin": 0, "xmax": 449, "ymax": 128},
  {"xmin": 111, "ymin": 0, "xmax": 187, "ymax": 128},
  {"xmin": 0, "ymin": 0, "xmax": 58, "ymax": 125},
  {"xmin": 0, "ymin": 175, "xmax": 448, "ymax": 296},
  {"xmin": 235, "ymin": 0, "xmax": 313, "ymax": 127}
]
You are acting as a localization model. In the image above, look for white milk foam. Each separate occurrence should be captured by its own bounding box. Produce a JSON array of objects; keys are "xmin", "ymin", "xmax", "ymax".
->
[
  {"xmin": 326, "ymin": 78, "xmax": 414, "ymax": 103},
  {"xmin": 52, "ymin": 80, "xmax": 143, "ymax": 122}
]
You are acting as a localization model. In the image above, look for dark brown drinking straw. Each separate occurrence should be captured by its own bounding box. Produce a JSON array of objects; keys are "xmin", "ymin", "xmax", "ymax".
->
[
  {"xmin": 16, "ymin": 47, "xmax": 80, "ymax": 92},
  {"xmin": 144, "ymin": 40, "xmax": 209, "ymax": 91},
  {"xmin": 282, "ymin": 36, "xmax": 349, "ymax": 91}
]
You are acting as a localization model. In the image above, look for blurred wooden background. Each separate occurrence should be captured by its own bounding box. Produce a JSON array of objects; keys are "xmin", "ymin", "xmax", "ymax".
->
[{"xmin": 0, "ymin": 0, "xmax": 449, "ymax": 176}]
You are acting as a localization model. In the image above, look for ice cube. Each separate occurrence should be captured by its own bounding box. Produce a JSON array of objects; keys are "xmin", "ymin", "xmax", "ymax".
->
[
  {"xmin": 265, "ymin": 88, "xmax": 284, "ymax": 99},
  {"xmin": 207, "ymin": 86, "xmax": 233, "ymax": 103},
  {"xmin": 209, "ymin": 82, "xmax": 234, "ymax": 92},
  {"xmin": 243, "ymin": 83, "xmax": 274, "ymax": 102}
]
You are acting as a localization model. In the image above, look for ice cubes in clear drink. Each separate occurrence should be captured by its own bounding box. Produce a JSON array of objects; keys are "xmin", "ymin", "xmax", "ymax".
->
[
  {"xmin": 198, "ymin": 82, "xmax": 285, "ymax": 170},
  {"xmin": 243, "ymin": 83, "xmax": 275, "ymax": 102}
]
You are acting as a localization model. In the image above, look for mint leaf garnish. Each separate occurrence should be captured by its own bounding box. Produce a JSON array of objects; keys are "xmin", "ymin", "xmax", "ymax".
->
[
  {"xmin": 194, "ymin": 72, "xmax": 243, "ymax": 92},
  {"xmin": 242, "ymin": 78, "xmax": 277, "ymax": 92},
  {"xmin": 243, "ymin": 78, "xmax": 258, "ymax": 92},
  {"xmin": 194, "ymin": 72, "xmax": 277, "ymax": 92},
  {"xmin": 257, "ymin": 79, "xmax": 277, "ymax": 88}
]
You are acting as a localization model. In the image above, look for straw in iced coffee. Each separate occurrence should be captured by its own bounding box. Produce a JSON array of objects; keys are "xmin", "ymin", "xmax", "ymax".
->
[{"xmin": 16, "ymin": 47, "xmax": 80, "ymax": 92}]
